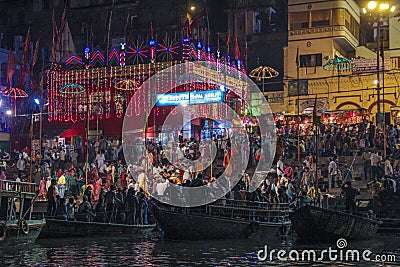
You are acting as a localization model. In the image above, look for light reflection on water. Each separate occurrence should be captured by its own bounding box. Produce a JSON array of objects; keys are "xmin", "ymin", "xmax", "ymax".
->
[{"xmin": 0, "ymin": 234, "xmax": 399, "ymax": 266}]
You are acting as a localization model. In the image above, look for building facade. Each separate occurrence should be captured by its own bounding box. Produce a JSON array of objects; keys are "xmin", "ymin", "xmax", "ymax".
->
[{"xmin": 283, "ymin": 0, "xmax": 400, "ymax": 124}]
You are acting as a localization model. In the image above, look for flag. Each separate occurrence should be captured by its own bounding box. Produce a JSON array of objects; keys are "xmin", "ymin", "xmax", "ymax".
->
[
  {"xmin": 32, "ymin": 38, "xmax": 40, "ymax": 68},
  {"xmin": 183, "ymin": 17, "xmax": 191, "ymax": 36},
  {"xmin": 52, "ymin": 10, "xmax": 58, "ymax": 62},
  {"xmin": 296, "ymin": 47, "xmax": 300, "ymax": 69},
  {"xmin": 6, "ymin": 50, "xmax": 17, "ymax": 87},
  {"xmin": 190, "ymin": 8, "xmax": 207, "ymax": 30},
  {"xmin": 234, "ymin": 37, "xmax": 240, "ymax": 60},
  {"xmin": 18, "ymin": 27, "xmax": 30, "ymax": 88}
]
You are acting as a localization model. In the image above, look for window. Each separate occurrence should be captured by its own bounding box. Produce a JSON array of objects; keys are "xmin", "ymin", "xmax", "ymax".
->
[
  {"xmin": 311, "ymin": 10, "xmax": 330, "ymax": 27},
  {"xmin": 300, "ymin": 54, "xmax": 322, "ymax": 67},
  {"xmin": 332, "ymin": 8, "xmax": 344, "ymax": 26},
  {"xmin": 289, "ymin": 11, "xmax": 309, "ymax": 30}
]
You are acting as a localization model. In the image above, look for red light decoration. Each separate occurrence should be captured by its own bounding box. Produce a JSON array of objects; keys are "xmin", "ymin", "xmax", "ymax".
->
[{"xmin": 2, "ymin": 87, "xmax": 29, "ymax": 116}]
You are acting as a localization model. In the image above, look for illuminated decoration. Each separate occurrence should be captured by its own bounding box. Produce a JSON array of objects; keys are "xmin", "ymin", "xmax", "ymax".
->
[
  {"xmin": 196, "ymin": 41, "xmax": 203, "ymax": 61},
  {"xmin": 249, "ymin": 66, "xmax": 279, "ymax": 80},
  {"xmin": 149, "ymin": 39, "xmax": 156, "ymax": 63},
  {"xmin": 2, "ymin": 87, "xmax": 29, "ymax": 116},
  {"xmin": 84, "ymin": 46, "xmax": 91, "ymax": 69},
  {"xmin": 115, "ymin": 79, "xmax": 140, "ymax": 91},
  {"xmin": 216, "ymin": 49, "xmax": 221, "ymax": 71},
  {"xmin": 182, "ymin": 37, "xmax": 190, "ymax": 61},
  {"xmin": 156, "ymin": 90, "xmax": 225, "ymax": 106},
  {"xmin": 109, "ymin": 48, "xmax": 119, "ymax": 62},
  {"xmin": 119, "ymin": 43, "xmax": 126, "ymax": 66},
  {"xmin": 91, "ymin": 50, "xmax": 105, "ymax": 63},
  {"xmin": 175, "ymin": 73, "xmax": 204, "ymax": 85},
  {"xmin": 58, "ymin": 83, "xmax": 86, "ymax": 95},
  {"xmin": 158, "ymin": 35, "xmax": 180, "ymax": 62},
  {"xmin": 65, "ymin": 55, "xmax": 82, "ymax": 65},
  {"xmin": 127, "ymin": 40, "xmax": 148, "ymax": 64},
  {"xmin": 323, "ymin": 57, "xmax": 356, "ymax": 71},
  {"xmin": 189, "ymin": 42, "xmax": 197, "ymax": 60}
]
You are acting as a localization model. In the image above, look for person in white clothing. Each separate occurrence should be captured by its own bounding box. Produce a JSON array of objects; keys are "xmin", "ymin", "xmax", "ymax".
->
[{"xmin": 277, "ymin": 156, "xmax": 284, "ymax": 177}]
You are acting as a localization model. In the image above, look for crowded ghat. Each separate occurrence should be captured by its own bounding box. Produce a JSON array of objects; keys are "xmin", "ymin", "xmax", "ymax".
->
[{"xmin": 0, "ymin": 116, "xmax": 398, "ymax": 225}]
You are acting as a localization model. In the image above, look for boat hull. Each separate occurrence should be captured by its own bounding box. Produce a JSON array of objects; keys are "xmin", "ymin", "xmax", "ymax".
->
[
  {"xmin": 153, "ymin": 208, "xmax": 255, "ymax": 240},
  {"xmin": 37, "ymin": 219, "xmax": 158, "ymax": 239},
  {"xmin": 292, "ymin": 206, "xmax": 380, "ymax": 242}
]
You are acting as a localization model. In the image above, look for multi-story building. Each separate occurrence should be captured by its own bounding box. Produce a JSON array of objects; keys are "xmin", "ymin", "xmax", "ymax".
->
[{"xmin": 283, "ymin": 0, "xmax": 400, "ymax": 125}]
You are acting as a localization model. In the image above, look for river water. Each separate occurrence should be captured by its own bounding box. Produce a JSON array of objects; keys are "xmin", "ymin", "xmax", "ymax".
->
[{"xmin": 0, "ymin": 233, "xmax": 399, "ymax": 266}]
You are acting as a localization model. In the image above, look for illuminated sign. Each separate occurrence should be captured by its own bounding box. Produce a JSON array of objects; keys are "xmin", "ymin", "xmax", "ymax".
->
[{"xmin": 156, "ymin": 90, "xmax": 225, "ymax": 106}]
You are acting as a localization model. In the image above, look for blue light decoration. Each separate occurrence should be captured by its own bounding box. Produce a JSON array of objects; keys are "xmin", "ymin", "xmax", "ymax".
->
[
  {"xmin": 119, "ymin": 42, "xmax": 126, "ymax": 66},
  {"xmin": 182, "ymin": 37, "xmax": 190, "ymax": 61},
  {"xmin": 226, "ymin": 54, "xmax": 232, "ymax": 74},
  {"xmin": 156, "ymin": 89, "xmax": 225, "ymax": 107},
  {"xmin": 196, "ymin": 41, "xmax": 203, "ymax": 61},
  {"xmin": 149, "ymin": 39, "xmax": 156, "ymax": 63},
  {"xmin": 216, "ymin": 50, "xmax": 221, "ymax": 72},
  {"xmin": 84, "ymin": 46, "xmax": 91, "ymax": 69}
]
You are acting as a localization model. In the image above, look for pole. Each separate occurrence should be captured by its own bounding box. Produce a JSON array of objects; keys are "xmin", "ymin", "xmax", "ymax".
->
[
  {"xmin": 376, "ymin": 21, "xmax": 381, "ymax": 128},
  {"xmin": 85, "ymin": 94, "xmax": 90, "ymax": 186},
  {"xmin": 297, "ymin": 54, "xmax": 301, "ymax": 165},
  {"xmin": 29, "ymin": 114, "xmax": 34, "ymax": 183},
  {"xmin": 382, "ymin": 35, "xmax": 386, "ymax": 159}
]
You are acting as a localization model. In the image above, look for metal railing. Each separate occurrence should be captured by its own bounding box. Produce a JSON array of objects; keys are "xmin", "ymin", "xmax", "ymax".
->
[
  {"xmin": 0, "ymin": 180, "xmax": 38, "ymax": 195},
  {"xmin": 208, "ymin": 200, "xmax": 291, "ymax": 223}
]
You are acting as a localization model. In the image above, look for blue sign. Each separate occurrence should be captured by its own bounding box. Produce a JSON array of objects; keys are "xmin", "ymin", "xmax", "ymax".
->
[{"xmin": 156, "ymin": 90, "xmax": 225, "ymax": 106}]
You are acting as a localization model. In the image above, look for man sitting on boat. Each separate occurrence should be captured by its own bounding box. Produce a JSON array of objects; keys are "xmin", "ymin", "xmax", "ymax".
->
[{"xmin": 76, "ymin": 195, "xmax": 95, "ymax": 222}]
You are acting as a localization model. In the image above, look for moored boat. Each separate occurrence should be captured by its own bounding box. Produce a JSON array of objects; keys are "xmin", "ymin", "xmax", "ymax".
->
[
  {"xmin": 37, "ymin": 219, "xmax": 158, "ymax": 239},
  {"xmin": 291, "ymin": 205, "xmax": 381, "ymax": 242},
  {"xmin": 152, "ymin": 199, "xmax": 291, "ymax": 241}
]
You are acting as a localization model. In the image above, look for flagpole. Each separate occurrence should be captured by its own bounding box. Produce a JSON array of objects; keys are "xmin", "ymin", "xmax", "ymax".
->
[{"xmin": 296, "ymin": 47, "xmax": 301, "ymax": 166}]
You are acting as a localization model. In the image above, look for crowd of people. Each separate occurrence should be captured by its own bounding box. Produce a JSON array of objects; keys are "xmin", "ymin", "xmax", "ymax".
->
[
  {"xmin": 0, "ymin": 118, "xmax": 399, "ymax": 221},
  {"xmin": 276, "ymin": 119, "xmax": 399, "ymax": 158}
]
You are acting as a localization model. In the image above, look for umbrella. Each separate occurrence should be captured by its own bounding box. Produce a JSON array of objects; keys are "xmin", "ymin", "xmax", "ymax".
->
[
  {"xmin": 249, "ymin": 66, "xmax": 279, "ymax": 93},
  {"xmin": 58, "ymin": 83, "xmax": 86, "ymax": 96},
  {"xmin": 323, "ymin": 57, "xmax": 356, "ymax": 71},
  {"xmin": 2, "ymin": 87, "xmax": 29, "ymax": 116},
  {"xmin": 323, "ymin": 57, "xmax": 356, "ymax": 92},
  {"xmin": 249, "ymin": 66, "xmax": 279, "ymax": 80}
]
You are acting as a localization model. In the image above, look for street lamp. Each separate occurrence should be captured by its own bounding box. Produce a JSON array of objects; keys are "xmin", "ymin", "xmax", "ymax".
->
[
  {"xmin": 362, "ymin": 1, "xmax": 396, "ymax": 128},
  {"xmin": 34, "ymin": 98, "xmax": 43, "ymax": 157}
]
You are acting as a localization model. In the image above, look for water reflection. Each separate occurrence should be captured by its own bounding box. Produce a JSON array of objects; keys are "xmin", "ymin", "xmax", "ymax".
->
[{"xmin": 0, "ymin": 235, "xmax": 399, "ymax": 266}]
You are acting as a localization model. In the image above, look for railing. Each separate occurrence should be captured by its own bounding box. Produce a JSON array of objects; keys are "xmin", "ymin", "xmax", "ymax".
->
[
  {"xmin": 156, "ymin": 199, "xmax": 291, "ymax": 224},
  {"xmin": 0, "ymin": 180, "xmax": 38, "ymax": 195},
  {"xmin": 208, "ymin": 200, "xmax": 291, "ymax": 223}
]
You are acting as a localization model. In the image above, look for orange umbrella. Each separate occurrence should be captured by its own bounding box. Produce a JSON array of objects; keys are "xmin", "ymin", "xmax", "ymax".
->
[
  {"xmin": 249, "ymin": 66, "xmax": 279, "ymax": 93},
  {"xmin": 2, "ymin": 87, "xmax": 29, "ymax": 116}
]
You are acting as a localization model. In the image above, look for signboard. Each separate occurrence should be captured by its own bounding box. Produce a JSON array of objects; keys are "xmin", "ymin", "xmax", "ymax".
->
[
  {"xmin": 288, "ymin": 80, "xmax": 308, "ymax": 97},
  {"xmin": 352, "ymin": 58, "xmax": 390, "ymax": 74},
  {"xmin": 156, "ymin": 90, "xmax": 225, "ymax": 106}
]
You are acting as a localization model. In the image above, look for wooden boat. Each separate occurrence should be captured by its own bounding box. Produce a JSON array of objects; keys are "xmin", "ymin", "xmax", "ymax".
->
[
  {"xmin": 37, "ymin": 219, "xmax": 158, "ymax": 239},
  {"xmin": 291, "ymin": 205, "xmax": 381, "ymax": 242},
  {"xmin": 152, "ymin": 200, "xmax": 291, "ymax": 241},
  {"xmin": 2, "ymin": 219, "xmax": 46, "ymax": 240},
  {"xmin": 0, "ymin": 180, "xmax": 43, "ymax": 242}
]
